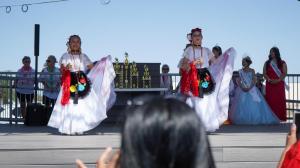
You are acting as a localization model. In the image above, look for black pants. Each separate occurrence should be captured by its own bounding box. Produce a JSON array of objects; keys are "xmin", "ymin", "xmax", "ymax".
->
[
  {"xmin": 42, "ymin": 95, "xmax": 56, "ymax": 108},
  {"xmin": 16, "ymin": 92, "xmax": 34, "ymax": 105}
]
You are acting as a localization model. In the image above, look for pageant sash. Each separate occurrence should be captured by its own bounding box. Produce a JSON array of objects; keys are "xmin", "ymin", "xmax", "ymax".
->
[
  {"xmin": 270, "ymin": 60, "xmax": 289, "ymax": 90},
  {"xmin": 239, "ymin": 70, "xmax": 261, "ymax": 102}
]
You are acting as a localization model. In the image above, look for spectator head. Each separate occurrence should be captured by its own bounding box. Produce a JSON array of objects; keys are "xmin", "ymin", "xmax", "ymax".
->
[
  {"xmin": 22, "ymin": 56, "xmax": 31, "ymax": 67},
  {"xmin": 45, "ymin": 55, "xmax": 57, "ymax": 68},
  {"xmin": 162, "ymin": 64, "xmax": 170, "ymax": 74},
  {"xmin": 232, "ymin": 71, "xmax": 239, "ymax": 85},
  {"xmin": 212, "ymin": 46, "xmax": 222, "ymax": 58},
  {"xmin": 120, "ymin": 97, "xmax": 215, "ymax": 168},
  {"xmin": 256, "ymin": 73, "xmax": 264, "ymax": 82}
]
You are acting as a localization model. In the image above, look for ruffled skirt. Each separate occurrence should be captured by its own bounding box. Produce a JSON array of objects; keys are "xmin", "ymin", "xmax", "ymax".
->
[
  {"xmin": 186, "ymin": 48, "xmax": 236, "ymax": 132},
  {"xmin": 48, "ymin": 56, "xmax": 116, "ymax": 134}
]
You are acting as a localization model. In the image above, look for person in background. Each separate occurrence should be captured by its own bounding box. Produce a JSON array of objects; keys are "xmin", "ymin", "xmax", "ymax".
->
[
  {"xmin": 160, "ymin": 64, "xmax": 173, "ymax": 95},
  {"xmin": 229, "ymin": 71, "xmax": 239, "ymax": 99},
  {"xmin": 229, "ymin": 56, "xmax": 279, "ymax": 125},
  {"xmin": 256, "ymin": 73, "xmax": 265, "ymax": 95},
  {"xmin": 209, "ymin": 45, "xmax": 222, "ymax": 65},
  {"xmin": 226, "ymin": 71, "xmax": 239, "ymax": 125},
  {"xmin": 40, "ymin": 55, "xmax": 60, "ymax": 110},
  {"xmin": 76, "ymin": 97, "xmax": 216, "ymax": 168},
  {"xmin": 263, "ymin": 47, "xmax": 288, "ymax": 121},
  {"xmin": 15, "ymin": 56, "xmax": 35, "ymax": 118},
  {"xmin": 0, "ymin": 88, "xmax": 3, "ymax": 113}
]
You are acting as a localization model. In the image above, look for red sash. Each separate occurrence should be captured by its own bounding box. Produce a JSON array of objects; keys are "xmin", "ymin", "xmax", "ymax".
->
[
  {"xmin": 61, "ymin": 67, "xmax": 71, "ymax": 106},
  {"xmin": 180, "ymin": 63, "xmax": 199, "ymax": 96}
]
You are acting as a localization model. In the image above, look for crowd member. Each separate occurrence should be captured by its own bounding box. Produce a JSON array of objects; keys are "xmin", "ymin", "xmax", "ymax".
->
[
  {"xmin": 160, "ymin": 64, "xmax": 173, "ymax": 95},
  {"xmin": 40, "ymin": 55, "xmax": 60, "ymax": 109},
  {"xmin": 15, "ymin": 56, "xmax": 35, "ymax": 118},
  {"xmin": 277, "ymin": 124, "xmax": 300, "ymax": 168},
  {"xmin": 76, "ymin": 97, "xmax": 216, "ymax": 168}
]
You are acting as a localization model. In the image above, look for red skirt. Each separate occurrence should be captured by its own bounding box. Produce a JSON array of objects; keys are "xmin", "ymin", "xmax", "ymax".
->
[{"xmin": 265, "ymin": 81, "xmax": 286, "ymax": 121}]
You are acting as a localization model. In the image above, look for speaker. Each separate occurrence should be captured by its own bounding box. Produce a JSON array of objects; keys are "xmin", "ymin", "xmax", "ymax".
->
[
  {"xmin": 34, "ymin": 24, "xmax": 40, "ymax": 56},
  {"xmin": 25, "ymin": 103, "xmax": 47, "ymax": 126}
]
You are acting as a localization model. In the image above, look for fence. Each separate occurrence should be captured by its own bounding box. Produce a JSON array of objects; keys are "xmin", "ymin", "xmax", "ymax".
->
[
  {"xmin": 0, "ymin": 72, "xmax": 299, "ymax": 124},
  {"xmin": 0, "ymin": 72, "xmax": 60, "ymax": 124}
]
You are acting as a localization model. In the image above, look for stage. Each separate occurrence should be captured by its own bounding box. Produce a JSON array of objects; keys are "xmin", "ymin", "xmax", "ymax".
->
[{"xmin": 0, "ymin": 123, "xmax": 290, "ymax": 168}]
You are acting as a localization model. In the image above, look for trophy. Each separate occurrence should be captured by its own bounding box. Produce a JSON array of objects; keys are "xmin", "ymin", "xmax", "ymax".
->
[
  {"xmin": 113, "ymin": 58, "xmax": 121, "ymax": 88},
  {"xmin": 113, "ymin": 52, "xmax": 152, "ymax": 89},
  {"xmin": 130, "ymin": 61, "xmax": 139, "ymax": 88},
  {"xmin": 124, "ymin": 52, "xmax": 129, "ymax": 88},
  {"xmin": 119, "ymin": 64, "xmax": 124, "ymax": 88},
  {"xmin": 142, "ymin": 65, "xmax": 151, "ymax": 88}
]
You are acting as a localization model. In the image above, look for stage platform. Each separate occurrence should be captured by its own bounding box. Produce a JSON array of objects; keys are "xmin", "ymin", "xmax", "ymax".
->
[{"xmin": 0, "ymin": 123, "xmax": 291, "ymax": 168}]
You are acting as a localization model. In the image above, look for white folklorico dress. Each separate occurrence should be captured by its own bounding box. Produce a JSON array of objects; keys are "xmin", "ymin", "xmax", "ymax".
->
[
  {"xmin": 182, "ymin": 46, "xmax": 236, "ymax": 132},
  {"xmin": 48, "ymin": 53, "xmax": 116, "ymax": 134}
]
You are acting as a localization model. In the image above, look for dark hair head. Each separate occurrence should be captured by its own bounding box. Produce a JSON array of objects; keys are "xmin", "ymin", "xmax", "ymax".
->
[
  {"xmin": 187, "ymin": 28, "xmax": 203, "ymax": 43},
  {"xmin": 212, "ymin": 46, "xmax": 222, "ymax": 57},
  {"xmin": 162, "ymin": 64, "xmax": 169, "ymax": 70},
  {"xmin": 232, "ymin": 71, "xmax": 239, "ymax": 77},
  {"xmin": 22, "ymin": 56, "xmax": 31, "ymax": 62},
  {"xmin": 120, "ymin": 97, "xmax": 215, "ymax": 168},
  {"xmin": 242, "ymin": 56, "xmax": 252, "ymax": 66},
  {"xmin": 267, "ymin": 47, "xmax": 283, "ymax": 68},
  {"xmin": 47, "ymin": 55, "xmax": 57, "ymax": 63},
  {"xmin": 191, "ymin": 28, "xmax": 202, "ymax": 35},
  {"xmin": 66, "ymin": 35, "xmax": 82, "ymax": 53},
  {"xmin": 67, "ymin": 35, "xmax": 81, "ymax": 45}
]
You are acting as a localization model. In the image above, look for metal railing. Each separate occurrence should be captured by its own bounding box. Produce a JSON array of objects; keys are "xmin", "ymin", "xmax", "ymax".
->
[
  {"xmin": 0, "ymin": 72, "xmax": 60, "ymax": 124},
  {"xmin": 0, "ymin": 72, "xmax": 299, "ymax": 124},
  {"xmin": 286, "ymin": 74, "xmax": 300, "ymax": 120}
]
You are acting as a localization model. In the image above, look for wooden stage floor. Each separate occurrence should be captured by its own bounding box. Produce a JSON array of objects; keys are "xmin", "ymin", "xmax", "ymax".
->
[{"xmin": 0, "ymin": 123, "xmax": 291, "ymax": 168}]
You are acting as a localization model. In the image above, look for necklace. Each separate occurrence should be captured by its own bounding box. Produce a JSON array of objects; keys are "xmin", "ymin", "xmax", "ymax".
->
[
  {"xmin": 192, "ymin": 46, "xmax": 203, "ymax": 68},
  {"xmin": 70, "ymin": 53, "xmax": 82, "ymax": 71}
]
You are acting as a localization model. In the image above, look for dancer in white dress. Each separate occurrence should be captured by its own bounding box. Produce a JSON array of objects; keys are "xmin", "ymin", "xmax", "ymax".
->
[
  {"xmin": 48, "ymin": 35, "xmax": 116, "ymax": 135},
  {"xmin": 178, "ymin": 28, "xmax": 235, "ymax": 132}
]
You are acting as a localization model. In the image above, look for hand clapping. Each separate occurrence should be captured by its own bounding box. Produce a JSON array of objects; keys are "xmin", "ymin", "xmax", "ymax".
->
[{"xmin": 76, "ymin": 147, "xmax": 120, "ymax": 168}]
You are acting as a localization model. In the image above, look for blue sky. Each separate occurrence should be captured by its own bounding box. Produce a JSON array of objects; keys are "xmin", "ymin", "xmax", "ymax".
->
[{"xmin": 0, "ymin": 0, "xmax": 299, "ymax": 73}]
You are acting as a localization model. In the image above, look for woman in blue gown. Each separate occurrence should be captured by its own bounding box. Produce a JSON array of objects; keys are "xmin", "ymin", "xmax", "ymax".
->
[{"xmin": 229, "ymin": 56, "xmax": 280, "ymax": 125}]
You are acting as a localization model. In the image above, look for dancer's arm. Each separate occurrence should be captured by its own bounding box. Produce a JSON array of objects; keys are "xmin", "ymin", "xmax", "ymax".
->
[
  {"xmin": 82, "ymin": 54, "xmax": 93, "ymax": 71},
  {"xmin": 87, "ymin": 64, "xmax": 94, "ymax": 70}
]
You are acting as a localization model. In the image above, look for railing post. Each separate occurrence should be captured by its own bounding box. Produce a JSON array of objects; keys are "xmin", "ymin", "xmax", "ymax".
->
[
  {"xmin": 14, "ymin": 82, "xmax": 18, "ymax": 124},
  {"xmin": 9, "ymin": 79, "xmax": 13, "ymax": 125}
]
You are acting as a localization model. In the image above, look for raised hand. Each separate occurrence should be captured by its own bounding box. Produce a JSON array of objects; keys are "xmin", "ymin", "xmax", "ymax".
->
[{"xmin": 76, "ymin": 147, "xmax": 120, "ymax": 168}]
